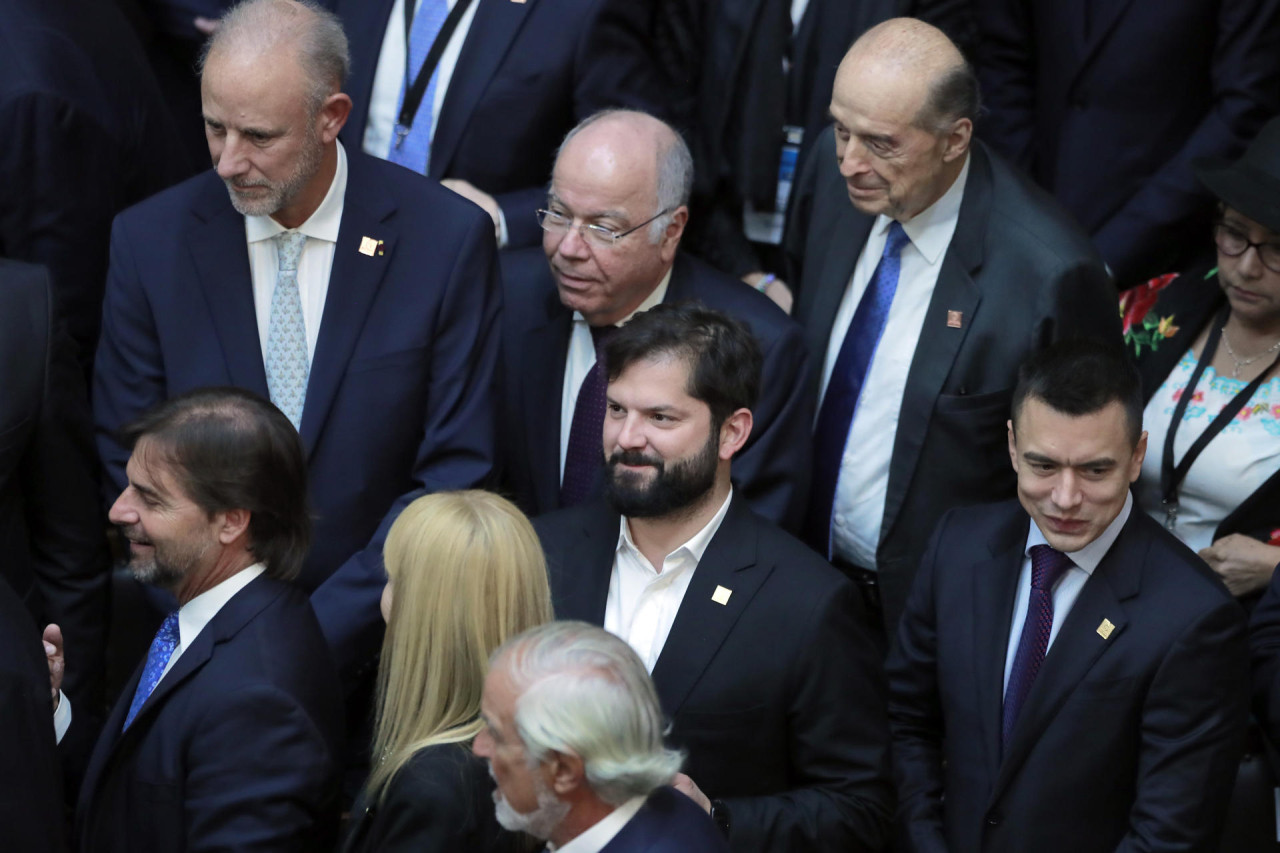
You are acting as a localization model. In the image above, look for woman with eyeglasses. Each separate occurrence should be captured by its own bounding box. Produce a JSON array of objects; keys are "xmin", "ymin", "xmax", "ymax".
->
[
  {"xmin": 1124, "ymin": 118, "xmax": 1280, "ymax": 606},
  {"xmin": 341, "ymin": 490, "xmax": 552, "ymax": 853}
]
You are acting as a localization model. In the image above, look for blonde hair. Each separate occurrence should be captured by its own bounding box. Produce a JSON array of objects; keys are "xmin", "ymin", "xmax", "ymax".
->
[{"xmin": 366, "ymin": 490, "xmax": 554, "ymax": 803}]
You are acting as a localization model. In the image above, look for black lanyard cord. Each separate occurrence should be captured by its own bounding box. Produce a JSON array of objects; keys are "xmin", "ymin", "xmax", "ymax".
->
[{"xmin": 394, "ymin": 0, "xmax": 476, "ymax": 150}]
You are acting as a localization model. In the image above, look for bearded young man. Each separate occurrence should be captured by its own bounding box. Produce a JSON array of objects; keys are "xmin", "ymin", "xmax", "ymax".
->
[{"xmin": 533, "ymin": 303, "xmax": 892, "ymax": 853}]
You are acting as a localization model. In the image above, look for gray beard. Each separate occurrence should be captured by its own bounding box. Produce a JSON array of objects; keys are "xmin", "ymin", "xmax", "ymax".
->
[{"xmin": 492, "ymin": 773, "xmax": 571, "ymax": 840}]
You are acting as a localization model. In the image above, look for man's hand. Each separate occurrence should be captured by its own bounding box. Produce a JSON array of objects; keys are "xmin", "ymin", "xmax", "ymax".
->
[
  {"xmin": 441, "ymin": 179, "xmax": 503, "ymax": 241},
  {"xmin": 673, "ymin": 772, "xmax": 711, "ymax": 813},
  {"xmin": 742, "ymin": 271, "xmax": 794, "ymax": 314},
  {"xmin": 43, "ymin": 623, "xmax": 63, "ymax": 710},
  {"xmin": 1200, "ymin": 534, "xmax": 1280, "ymax": 597}
]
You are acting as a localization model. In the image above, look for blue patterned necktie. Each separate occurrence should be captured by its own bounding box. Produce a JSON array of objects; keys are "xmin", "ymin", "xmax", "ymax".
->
[
  {"xmin": 387, "ymin": 0, "xmax": 449, "ymax": 174},
  {"xmin": 123, "ymin": 611, "xmax": 180, "ymax": 731},
  {"xmin": 805, "ymin": 221, "xmax": 911, "ymax": 557},
  {"xmin": 560, "ymin": 324, "xmax": 617, "ymax": 506},
  {"xmin": 265, "ymin": 231, "xmax": 309, "ymax": 431},
  {"xmin": 1002, "ymin": 544, "xmax": 1074, "ymax": 751}
]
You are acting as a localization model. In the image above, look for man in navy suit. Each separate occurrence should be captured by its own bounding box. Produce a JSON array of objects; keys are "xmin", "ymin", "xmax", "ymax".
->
[
  {"xmin": 888, "ymin": 339, "xmax": 1249, "ymax": 852},
  {"xmin": 327, "ymin": 0, "xmax": 667, "ymax": 250},
  {"xmin": 76, "ymin": 388, "xmax": 344, "ymax": 852},
  {"xmin": 474, "ymin": 620, "xmax": 729, "ymax": 852},
  {"xmin": 501, "ymin": 109, "xmax": 814, "ymax": 531},
  {"xmin": 93, "ymin": 0, "xmax": 500, "ymax": 685}
]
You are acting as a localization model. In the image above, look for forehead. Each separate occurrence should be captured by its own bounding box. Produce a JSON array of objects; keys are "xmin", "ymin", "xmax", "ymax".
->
[
  {"xmin": 609, "ymin": 354, "xmax": 700, "ymax": 402},
  {"xmin": 1014, "ymin": 398, "xmax": 1132, "ymax": 458},
  {"xmin": 830, "ymin": 54, "xmax": 930, "ymax": 132},
  {"xmin": 201, "ymin": 47, "xmax": 308, "ymax": 125},
  {"xmin": 1221, "ymin": 207, "xmax": 1279, "ymax": 240},
  {"xmin": 550, "ymin": 128, "xmax": 657, "ymax": 220},
  {"xmin": 126, "ymin": 438, "xmax": 189, "ymax": 498}
]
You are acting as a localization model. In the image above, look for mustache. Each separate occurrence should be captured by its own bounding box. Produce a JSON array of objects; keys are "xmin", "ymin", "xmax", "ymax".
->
[{"xmin": 607, "ymin": 450, "xmax": 663, "ymax": 469}]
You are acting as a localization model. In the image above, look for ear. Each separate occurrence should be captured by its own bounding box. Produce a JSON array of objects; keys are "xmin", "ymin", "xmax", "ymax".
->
[
  {"xmin": 1006, "ymin": 418, "xmax": 1018, "ymax": 472},
  {"xmin": 942, "ymin": 117, "xmax": 973, "ymax": 163},
  {"xmin": 718, "ymin": 408, "xmax": 753, "ymax": 461},
  {"xmin": 658, "ymin": 206, "xmax": 689, "ymax": 265},
  {"xmin": 545, "ymin": 750, "xmax": 587, "ymax": 797},
  {"xmin": 1128, "ymin": 430, "xmax": 1148, "ymax": 483},
  {"xmin": 214, "ymin": 507, "xmax": 252, "ymax": 546},
  {"xmin": 316, "ymin": 92, "xmax": 352, "ymax": 144}
]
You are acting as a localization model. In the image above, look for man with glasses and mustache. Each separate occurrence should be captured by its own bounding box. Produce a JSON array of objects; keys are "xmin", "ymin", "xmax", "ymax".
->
[
  {"xmin": 534, "ymin": 304, "xmax": 893, "ymax": 852},
  {"xmin": 498, "ymin": 109, "xmax": 814, "ymax": 533}
]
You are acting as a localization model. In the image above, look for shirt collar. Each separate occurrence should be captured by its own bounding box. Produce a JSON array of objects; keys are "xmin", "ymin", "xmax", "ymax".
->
[
  {"xmin": 548, "ymin": 795, "xmax": 648, "ymax": 852},
  {"xmin": 176, "ymin": 563, "xmax": 266, "ymax": 651},
  {"xmin": 1024, "ymin": 492, "xmax": 1133, "ymax": 576},
  {"xmin": 877, "ymin": 151, "xmax": 970, "ymax": 266},
  {"xmin": 573, "ymin": 267, "xmax": 673, "ymax": 328},
  {"xmin": 245, "ymin": 139, "xmax": 348, "ymax": 245},
  {"xmin": 616, "ymin": 487, "xmax": 734, "ymax": 569}
]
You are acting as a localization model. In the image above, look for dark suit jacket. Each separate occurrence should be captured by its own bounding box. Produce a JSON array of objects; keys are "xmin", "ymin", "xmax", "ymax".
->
[
  {"xmin": 600, "ymin": 786, "xmax": 729, "ymax": 852},
  {"xmin": 501, "ymin": 251, "xmax": 814, "ymax": 531},
  {"xmin": 0, "ymin": 0, "xmax": 185, "ymax": 370},
  {"xmin": 536, "ymin": 497, "xmax": 893, "ymax": 851},
  {"xmin": 786, "ymin": 134, "xmax": 1119, "ymax": 630},
  {"xmin": 888, "ymin": 500, "xmax": 1250, "ymax": 853},
  {"xmin": 341, "ymin": 743, "xmax": 522, "ymax": 853},
  {"xmin": 0, "ymin": 260, "xmax": 109, "ymax": 710},
  {"xmin": 975, "ymin": 0, "xmax": 1280, "ymax": 286},
  {"xmin": 0, "ymin": 574, "xmax": 66, "ymax": 853},
  {"xmin": 75, "ymin": 576, "xmax": 345, "ymax": 852},
  {"xmin": 1250, "ymin": 566, "xmax": 1280, "ymax": 759},
  {"xmin": 331, "ymin": 0, "xmax": 667, "ymax": 249},
  {"xmin": 93, "ymin": 151, "xmax": 501, "ymax": 683}
]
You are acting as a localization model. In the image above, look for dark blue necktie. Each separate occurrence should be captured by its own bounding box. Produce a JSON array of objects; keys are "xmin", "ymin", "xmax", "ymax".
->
[
  {"xmin": 560, "ymin": 325, "xmax": 617, "ymax": 507},
  {"xmin": 805, "ymin": 221, "xmax": 910, "ymax": 556},
  {"xmin": 1002, "ymin": 544, "xmax": 1074, "ymax": 751},
  {"xmin": 123, "ymin": 610, "xmax": 180, "ymax": 731}
]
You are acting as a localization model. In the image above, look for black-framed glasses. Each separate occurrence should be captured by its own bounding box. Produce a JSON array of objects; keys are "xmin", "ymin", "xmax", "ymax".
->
[
  {"xmin": 536, "ymin": 207, "xmax": 671, "ymax": 249},
  {"xmin": 1214, "ymin": 221, "xmax": 1280, "ymax": 274}
]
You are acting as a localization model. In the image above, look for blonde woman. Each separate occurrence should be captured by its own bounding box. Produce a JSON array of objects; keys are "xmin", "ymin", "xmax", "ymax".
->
[{"xmin": 341, "ymin": 491, "xmax": 553, "ymax": 853}]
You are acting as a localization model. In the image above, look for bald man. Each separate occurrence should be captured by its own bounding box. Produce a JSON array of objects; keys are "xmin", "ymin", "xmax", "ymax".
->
[
  {"xmin": 785, "ymin": 19, "xmax": 1119, "ymax": 638},
  {"xmin": 499, "ymin": 109, "xmax": 815, "ymax": 532}
]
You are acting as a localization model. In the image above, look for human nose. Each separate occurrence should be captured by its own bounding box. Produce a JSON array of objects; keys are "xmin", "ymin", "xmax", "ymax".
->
[
  {"xmin": 1237, "ymin": 242, "xmax": 1266, "ymax": 278},
  {"xmin": 108, "ymin": 488, "xmax": 138, "ymax": 526},
  {"xmin": 214, "ymin": 133, "xmax": 249, "ymax": 180},
  {"xmin": 613, "ymin": 411, "xmax": 647, "ymax": 451},
  {"xmin": 555, "ymin": 221, "xmax": 592, "ymax": 261},
  {"xmin": 1050, "ymin": 471, "xmax": 1083, "ymax": 511},
  {"xmin": 837, "ymin": 137, "xmax": 871, "ymax": 179}
]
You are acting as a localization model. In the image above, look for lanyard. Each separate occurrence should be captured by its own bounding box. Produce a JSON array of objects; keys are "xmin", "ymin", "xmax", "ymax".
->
[
  {"xmin": 1160, "ymin": 306, "xmax": 1280, "ymax": 529},
  {"xmin": 393, "ymin": 0, "xmax": 476, "ymax": 151}
]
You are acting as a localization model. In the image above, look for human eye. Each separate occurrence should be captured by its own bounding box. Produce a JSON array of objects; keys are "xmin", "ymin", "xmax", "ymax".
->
[
  {"xmin": 606, "ymin": 402, "xmax": 625, "ymax": 416},
  {"xmin": 585, "ymin": 224, "xmax": 620, "ymax": 246}
]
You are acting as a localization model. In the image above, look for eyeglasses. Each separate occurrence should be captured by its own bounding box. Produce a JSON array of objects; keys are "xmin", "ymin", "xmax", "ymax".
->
[
  {"xmin": 536, "ymin": 207, "xmax": 671, "ymax": 249},
  {"xmin": 1214, "ymin": 222, "xmax": 1280, "ymax": 274}
]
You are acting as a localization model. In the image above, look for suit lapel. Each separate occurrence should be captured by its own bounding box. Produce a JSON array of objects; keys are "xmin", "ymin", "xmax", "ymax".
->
[
  {"xmin": 522, "ymin": 287, "xmax": 573, "ymax": 512},
  {"xmin": 802, "ymin": 203, "xmax": 873, "ymax": 370},
  {"xmin": 299, "ymin": 156, "xmax": 398, "ymax": 455},
  {"xmin": 880, "ymin": 148, "xmax": 989, "ymax": 545},
  {"xmin": 429, "ymin": 0, "xmax": 534, "ymax": 179},
  {"xmin": 552, "ymin": 503, "xmax": 619, "ymax": 624},
  {"xmin": 650, "ymin": 501, "xmax": 770, "ymax": 718},
  {"xmin": 189, "ymin": 184, "xmax": 270, "ymax": 397}
]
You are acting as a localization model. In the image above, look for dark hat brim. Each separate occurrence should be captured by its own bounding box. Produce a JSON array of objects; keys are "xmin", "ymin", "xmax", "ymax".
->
[{"xmin": 1194, "ymin": 156, "xmax": 1280, "ymax": 233}]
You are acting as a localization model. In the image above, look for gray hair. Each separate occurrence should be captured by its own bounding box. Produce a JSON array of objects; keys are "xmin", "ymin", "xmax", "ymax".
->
[
  {"xmin": 200, "ymin": 0, "xmax": 350, "ymax": 114},
  {"xmin": 493, "ymin": 621, "xmax": 683, "ymax": 805},
  {"xmin": 556, "ymin": 109, "xmax": 694, "ymax": 243},
  {"xmin": 916, "ymin": 59, "xmax": 982, "ymax": 134}
]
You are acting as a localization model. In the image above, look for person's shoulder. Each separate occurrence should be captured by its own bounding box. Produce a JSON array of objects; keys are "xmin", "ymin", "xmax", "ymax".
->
[
  {"xmin": 727, "ymin": 503, "xmax": 849, "ymax": 595},
  {"xmin": 1124, "ymin": 510, "xmax": 1240, "ymax": 605},
  {"xmin": 606, "ymin": 787, "xmax": 729, "ymax": 852},
  {"xmin": 346, "ymin": 151, "xmax": 490, "ymax": 227},
  {"xmin": 533, "ymin": 501, "xmax": 616, "ymax": 545},
  {"xmin": 672, "ymin": 254, "xmax": 799, "ymax": 345},
  {"xmin": 389, "ymin": 743, "xmax": 486, "ymax": 806},
  {"xmin": 114, "ymin": 169, "xmax": 225, "ymax": 231}
]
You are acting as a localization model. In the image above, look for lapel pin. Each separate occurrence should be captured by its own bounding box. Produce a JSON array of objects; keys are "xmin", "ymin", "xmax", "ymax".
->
[
  {"xmin": 947, "ymin": 310, "xmax": 963, "ymax": 329},
  {"xmin": 359, "ymin": 236, "xmax": 379, "ymax": 257},
  {"xmin": 1096, "ymin": 618, "xmax": 1115, "ymax": 639},
  {"xmin": 711, "ymin": 585, "xmax": 732, "ymax": 606}
]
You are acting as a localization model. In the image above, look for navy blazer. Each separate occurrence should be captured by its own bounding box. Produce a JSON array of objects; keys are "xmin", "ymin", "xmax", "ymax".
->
[
  {"xmin": 331, "ymin": 0, "xmax": 668, "ymax": 248},
  {"xmin": 1250, "ymin": 567, "xmax": 1280, "ymax": 759},
  {"xmin": 500, "ymin": 250, "xmax": 815, "ymax": 532},
  {"xmin": 975, "ymin": 0, "xmax": 1280, "ymax": 286},
  {"xmin": 599, "ymin": 786, "xmax": 729, "ymax": 852},
  {"xmin": 786, "ymin": 135, "xmax": 1119, "ymax": 630},
  {"xmin": 93, "ymin": 150, "xmax": 501, "ymax": 683},
  {"xmin": 889, "ymin": 500, "xmax": 1250, "ymax": 853},
  {"xmin": 537, "ymin": 497, "xmax": 893, "ymax": 851},
  {"xmin": 75, "ymin": 576, "xmax": 345, "ymax": 852}
]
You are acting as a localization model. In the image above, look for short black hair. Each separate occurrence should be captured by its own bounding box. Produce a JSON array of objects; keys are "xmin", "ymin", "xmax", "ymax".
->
[
  {"xmin": 603, "ymin": 302, "xmax": 763, "ymax": 430},
  {"xmin": 121, "ymin": 387, "xmax": 311, "ymax": 581},
  {"xmin": 918, "ymin": 59, "xmax": 982, "ymax": 131},
  {"xmin": 1012, "ymin": 338, "xmax": 1142, "ymax": 447}
]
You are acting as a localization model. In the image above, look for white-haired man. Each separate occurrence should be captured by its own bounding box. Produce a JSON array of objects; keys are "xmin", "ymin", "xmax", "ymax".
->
[{"xmin": 473, "ymin": 621, "xmax": 729, "ymax": 852}]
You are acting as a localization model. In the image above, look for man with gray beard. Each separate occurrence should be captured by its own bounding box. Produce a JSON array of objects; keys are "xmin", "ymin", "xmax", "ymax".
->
[{"xmin": 92, "ymin": 0, "xmax": 502, "ymax": 697}]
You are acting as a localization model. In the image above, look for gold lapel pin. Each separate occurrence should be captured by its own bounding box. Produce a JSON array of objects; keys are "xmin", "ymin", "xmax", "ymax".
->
[
  {"xmin": 711, "ymin": 585, "xmax": 732, "ymax": 606},
  {"xmin": 1096, "ymin": 618, "xmax": 1115, "ymax": 639},
  {"xmin": 359, "ymin": 236, "xmax": 378, "ymax": 256},
  {"xmin": 947, "ymin": 310, "xmax": 963, "ymax": 329}
]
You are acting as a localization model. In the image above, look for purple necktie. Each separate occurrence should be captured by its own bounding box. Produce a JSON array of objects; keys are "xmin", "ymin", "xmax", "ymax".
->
[
  {"xmin": 560, "ymin": 325, "xmax": 616, "ymax": 506},
  {"xmin": 1002, "ymin": 544, "xmax": 1074, "ymax": 750}
]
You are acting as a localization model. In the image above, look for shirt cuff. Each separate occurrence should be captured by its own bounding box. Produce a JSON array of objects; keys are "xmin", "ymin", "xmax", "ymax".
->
[{"xmin": 53, "ymin": 690, "xmax": 72, "ymax": 745}]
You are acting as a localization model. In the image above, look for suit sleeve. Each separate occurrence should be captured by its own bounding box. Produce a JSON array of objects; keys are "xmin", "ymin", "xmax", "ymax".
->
[
  {"xmin": 309, "ymin": 207, "xmax": 501, "ymax": 683},
  {"xmin": 885, "ymin": 514, "xmax": 950, "ymax": 853},
  {"xmin": 349, "ymin": 752, "xmax": 484, "ymax": 852},
  {"xmin": 1040, "ymin": 245, "xmax": 1122, "ymax": 347},
  {"xmin": 1116, "ymin": 597, "xmax": 1250, "ymax": 852},
  {"xmin": 972, "ymin": 0, "xmax": 1038, "ymax": 171},
  {"xmin": 722, "ymin": 580, "xmax": 894, "ymax": 851},
  {"xmin": 1250, "ymin": 571, "xmax": 1280, "ymax": 750}
]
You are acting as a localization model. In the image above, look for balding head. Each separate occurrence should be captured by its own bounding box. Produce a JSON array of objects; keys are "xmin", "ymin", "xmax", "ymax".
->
[
  {"xmin": 543, "ymin": 110, "xmax": 693, "ymax": 326},
  {"xmin": 828, "ymin": 18, "xmax": 975, "ymax": 220}
]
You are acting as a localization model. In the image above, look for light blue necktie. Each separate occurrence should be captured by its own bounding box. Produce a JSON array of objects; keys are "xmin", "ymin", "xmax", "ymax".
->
[
  {"xmin": 123, "ymin": 611, "xmax": 180, "ymax": 731},
  {"xmin": 265, "ymin": 231, "xmax": 310, "ymax": 431},
  {"xmin": 387, "ymin": 0, "xmax": 449, "ymax": 174}
]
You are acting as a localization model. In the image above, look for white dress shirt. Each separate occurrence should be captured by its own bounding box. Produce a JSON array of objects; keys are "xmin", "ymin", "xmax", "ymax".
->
[
  {"xmin": 244, "ymin": 140, "xmax": 347, "ymax": 365},
  {"xmin": 548, "ymin": 796, "xmax": 647, "ymax": 852},
  {"xmin": 559, "ymin": 271, "xmax": 671, "ymax": 482},
  {"xmin": 161, "ymin": 564, "xmax": 266, "ymax": 681},
  {"xmin": 605, "ymin": 489, "xmax": 734, "ymax": 672},
  {"xmin": 820, "ymin": 154, "xmax": 970, "ymax": 568},
  {"xmin": 1002, "ymin": 494, "xmax": 1132, "ymax": 694}
]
